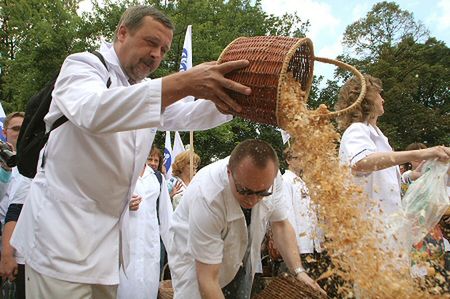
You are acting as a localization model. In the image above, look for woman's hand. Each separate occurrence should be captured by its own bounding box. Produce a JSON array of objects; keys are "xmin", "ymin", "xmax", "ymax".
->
[
  {"xmin": 170, "ymin": 180, "xmax": 183, "ymax": 199},
  {"xmin": 129, "ymin": 194, "xmax": 142, "ymax": 211}
]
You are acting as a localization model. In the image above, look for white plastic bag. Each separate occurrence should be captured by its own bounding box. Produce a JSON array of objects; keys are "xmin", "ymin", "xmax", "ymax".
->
[{"xmin": 402, "ymin": 160, "xmax": 449, "ymax": 245}]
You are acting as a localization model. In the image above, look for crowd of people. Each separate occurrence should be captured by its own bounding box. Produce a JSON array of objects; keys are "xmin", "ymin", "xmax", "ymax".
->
[{"xmin": 0, "ymin": 4, "xmax": 449, "ymax": 299}]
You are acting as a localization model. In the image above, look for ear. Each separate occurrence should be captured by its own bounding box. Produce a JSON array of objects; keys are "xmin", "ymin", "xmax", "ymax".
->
[{"xmin": 117, "ymin": 25, "xmax": 128, "ymax": 42}]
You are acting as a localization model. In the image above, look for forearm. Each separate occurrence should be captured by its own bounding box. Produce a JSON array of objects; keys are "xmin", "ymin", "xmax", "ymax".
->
[
  {"xmin": 198, "ymin": 280, "xmax": 225, "ymax": 299},
  {"xmin": 196, "ymin": 261, "xmax": 224, "ymax": 299},
  {"xmin": 271, "ymin": 220, "xmax": 302, "ymax": 271},
  {"xmin": 354, "ymin": 150, "xmax": 423, "ymax": 172},
  {"xmin": 161, "ymin": 72, "xmax": 190, "ymax": 109},
  {"xmin": 2, "ymin": 221, "xmax": 17, "ymax": 256}
]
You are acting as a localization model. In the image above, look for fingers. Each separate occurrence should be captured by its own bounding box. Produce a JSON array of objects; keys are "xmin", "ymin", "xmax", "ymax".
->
[
  {"xmin": 129, "ymin": 196, "xmax": 142, "ymax": 211},
  {"xmin": 216, "ymin": 59, "xmax": 250, "ymax": 74},
  {"xmin": 435, "ymin": 146, "xmax": 450, "ymax": 162}
]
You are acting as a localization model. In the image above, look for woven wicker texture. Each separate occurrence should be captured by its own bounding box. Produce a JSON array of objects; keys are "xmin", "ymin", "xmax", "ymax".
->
[
  {"xmin": 252, "ymin": 273, "xmax": 328, "ymax": 299},
  {"xmin": 158, "ymin": 280, "xmax": 173, "ymax": 299},
  {"xmin": 218, "ymin": 36, "xmax": 314, "ymax": 126}
]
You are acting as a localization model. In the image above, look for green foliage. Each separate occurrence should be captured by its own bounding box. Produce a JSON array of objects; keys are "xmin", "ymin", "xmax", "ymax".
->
[
  {"xmin": 0, "ymin": 0, "xmax": 90, "ymax": 111},
  {"xmin": 342, "ymin": 1, "xmax": 429, "ymax": 62},
  {"xmin": 339, "ymin": 2, "xmax": 449, "ymax": 149}
]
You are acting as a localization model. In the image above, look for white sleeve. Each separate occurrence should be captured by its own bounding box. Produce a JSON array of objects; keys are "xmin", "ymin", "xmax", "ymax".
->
[
  {"xmin": 339, "ymin": 123, "xmax": 376, "ymax": 167},
  {"xmin": 188, "ymin": 193, "xmax": 224, "ymax": 265},
  {"xmin": 269, "ymin": 173, "xmax": 289, "ymax": 222},
  {"xmin": 10, "ymin": 175, "xmax": 32, "ymax": 205},
  {"xmin": 160, "ymin": 99, "xmax": 233, "ymax": 131}
]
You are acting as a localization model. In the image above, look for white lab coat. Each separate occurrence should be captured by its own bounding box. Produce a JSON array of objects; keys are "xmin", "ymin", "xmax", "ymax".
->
[
  {"xmin": 117, "ymin": 165, "xmax": 172, "ymax": 299},
  {"xmin": 10, "ymin": 42, "xmax": 232, "ymax": 285},
  {"xmin": 168, "ymin": 158, "xmax": 288, "ymax": 299},
  {"xmin": 283, "ymin": 170, "xmax": 323, "ymax": 254},
  {"xmin": 339, "ymin": 122, "xmax": 406, "ymax": 255}
]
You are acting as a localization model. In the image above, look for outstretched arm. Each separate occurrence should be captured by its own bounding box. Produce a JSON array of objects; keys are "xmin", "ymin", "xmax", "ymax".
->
[{"xmin": 353, "ymin": 146, "xmax": 450, "ymax": 173}]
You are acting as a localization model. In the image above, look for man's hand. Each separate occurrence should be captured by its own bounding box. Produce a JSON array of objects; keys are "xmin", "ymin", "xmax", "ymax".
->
[
  {"xmin": 129, "ymin": 194, "xmax": 142, "ymax": 211},
  {"xmin": 296, "ymin": 271, "xmax": 327, "ymax": 297},
  {"xmin": 0, "ymin": 251, "xmax": 18, "ymax": 282},
  {"xmin": 162, "ymin": 60, "xmax": 251, "ymax": 113}
]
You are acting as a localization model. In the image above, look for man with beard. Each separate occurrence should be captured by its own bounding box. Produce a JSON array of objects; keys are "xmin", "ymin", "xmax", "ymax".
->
[{"xmin": 10, "ymin": 5, "xmax": 251, "ymax": 298}]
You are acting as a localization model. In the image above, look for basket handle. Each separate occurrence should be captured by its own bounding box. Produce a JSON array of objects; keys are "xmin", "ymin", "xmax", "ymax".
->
[{"xmin": 312, "ymin": 56, "xmax": 366, "ymax": 118}]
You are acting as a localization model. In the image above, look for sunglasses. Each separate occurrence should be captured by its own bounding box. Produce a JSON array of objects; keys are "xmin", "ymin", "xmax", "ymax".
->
[
  {"xmin": 7, "ymin": 125, "xmax": 21, "ymax": 132},
  {"xmin": 230, "ymin": 171, "xmax": 273, "ymax": 197}
]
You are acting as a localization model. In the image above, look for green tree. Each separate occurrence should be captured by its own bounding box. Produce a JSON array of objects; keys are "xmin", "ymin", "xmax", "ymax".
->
[
  {"xmin": 336, "ymin": 2, "xmax": 449, "ymax": 149},
  {"xmin": 0, "ymin": 0, "xmax": 88, "ymax": 111},
  {"xmin": 342, "ymin": 1, "xmax": 429, "ymax": 63}
]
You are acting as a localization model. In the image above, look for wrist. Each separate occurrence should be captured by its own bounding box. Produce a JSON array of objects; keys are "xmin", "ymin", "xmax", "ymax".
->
[{"xmin": 291, "ymin": 265, "xmax": 306, "ymax": 276}]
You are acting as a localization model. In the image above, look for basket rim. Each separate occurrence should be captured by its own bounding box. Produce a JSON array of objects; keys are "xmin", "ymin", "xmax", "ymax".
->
[{"xmin": 276, "ymin": 37, "xmax": 314, "ymax": 126}]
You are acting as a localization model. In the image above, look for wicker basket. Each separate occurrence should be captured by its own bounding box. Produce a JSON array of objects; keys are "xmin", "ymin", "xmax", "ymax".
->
[
  {"xmin": 252, "ymin": 272, "xmax": 328, "ymax": 299},
  {"xmin": 158, "ymin": 280, "xmax": 174, "ymax": 299},
  {"xmin": 218, "ymin": 36, "xmax": 366, "ymax": 127}
]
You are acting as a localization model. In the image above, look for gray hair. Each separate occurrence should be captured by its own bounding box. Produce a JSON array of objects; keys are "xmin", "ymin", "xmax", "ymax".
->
[{"xmin": 114, "ymin": 5, "xmax": 174, "ymax": 41}]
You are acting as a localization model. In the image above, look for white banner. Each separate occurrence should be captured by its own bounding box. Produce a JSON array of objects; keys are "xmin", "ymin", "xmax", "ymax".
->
[
  {"xmin": 164, "ymin": 131, "xmax": 173, "ymax": 178},
  {"xmin": 172, "ymin": 131, "xmax": 185, "ymax": 161}
]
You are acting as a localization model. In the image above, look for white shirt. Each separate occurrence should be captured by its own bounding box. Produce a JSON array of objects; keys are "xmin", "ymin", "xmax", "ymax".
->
[
  {"xmin": 0, "ymin": 167, "xmax": 20, "ymax": 225},
  {"xmin": 117, "ymin": 165, "xmax": 172, "ymax": 299},
  {"xmin": 0, "ymin": 168, "xmax": 31, "ymax": 265},
  {"xmin": 10, "ymin": 42, "xmax": 231, "ymax": 285},
  {"xmin": 339, "ymin": 122, "xmax": 405, "ymax": 254},
  {"xmin": 167, "ymin": 158, "xmax": 287, "ymax": 299},
  {"xmin": 283, "ymin": 170, "xmax": 322, "ymax": 254},
  {"xmin": 339, "ymin": 122, "xmax": 402, "ymax": 218}
]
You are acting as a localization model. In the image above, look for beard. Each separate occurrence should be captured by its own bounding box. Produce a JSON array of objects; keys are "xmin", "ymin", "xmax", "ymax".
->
[{"xmin": 130, "ymin": 58, "xmax": 158, "ymax": 82}]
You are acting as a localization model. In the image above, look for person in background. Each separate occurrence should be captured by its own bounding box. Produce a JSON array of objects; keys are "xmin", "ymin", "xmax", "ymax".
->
[
  {"xmin": 167, "ymin": 139, "xmax": 325, "ymax": 299},
  {"xmin": 0, "ymin": 111, "xmax": 28, "ymax": 299},
  {"xmin": 282, "ymin": 162, "xmax": 324, "ymax": 276},
  {"xmin": 167, "ymin": 150, "xmax": 200, "ymax": 209},
  {"xmin": 10, "ymin": 5, "xmax": 251, "ymax": 298},
  {"xmin": 147, "ymin": 145, "xmax": 163, "ymax": 172},
  {"xmin": 117, "ymin": 155, "xmax": 172, "ymax": 299}
]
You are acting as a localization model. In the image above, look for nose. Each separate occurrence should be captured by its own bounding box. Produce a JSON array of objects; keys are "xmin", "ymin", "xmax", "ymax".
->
[
  {"xmin": 246, "ymin": 194, "xmax": 263, "ymax": 206},
  {"xmin": 149, "ymin": 47, "xmax": 162, "ymax": 59}
]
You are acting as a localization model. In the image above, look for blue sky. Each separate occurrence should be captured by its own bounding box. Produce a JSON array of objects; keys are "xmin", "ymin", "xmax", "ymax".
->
[{"xmin": 260, "ymin": 0, "xmax": 450, "ymax": 83}]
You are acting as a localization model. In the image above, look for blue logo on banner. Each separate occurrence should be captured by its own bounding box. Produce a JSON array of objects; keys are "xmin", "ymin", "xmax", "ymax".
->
[
  {"xmin": 164, "ymin": 148, "xmax": 172, "ymax": 171},
  {"xmin": 0, "ymin": 117, "xmax": 6, "ymax": 142},
  {"xmin": 179, "ymin": 48, "xmax": 188, "ymax": 72}
]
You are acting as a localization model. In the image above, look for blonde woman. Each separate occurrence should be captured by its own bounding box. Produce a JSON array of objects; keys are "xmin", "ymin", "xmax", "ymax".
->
[
  {"xmin": 335, "ymin": 74, "xmax": 450, "ymax": 266},
  {"xmin": 168, "ymin": 150, "xmax": 200, "ymax": 209}
]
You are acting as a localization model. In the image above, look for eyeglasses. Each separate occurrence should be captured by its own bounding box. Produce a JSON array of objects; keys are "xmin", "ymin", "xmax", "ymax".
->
[
  {"xmin": 6, "ymin": 126, "xmax": 21, "ymax": 132},
  {"xmin": 230, "ymin": 170, "xmax": 273, "ymax": 197}
]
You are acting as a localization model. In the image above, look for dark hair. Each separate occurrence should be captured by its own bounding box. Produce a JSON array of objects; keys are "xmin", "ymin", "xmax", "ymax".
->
[
  {"xmin": 3, "ymin": 111, "xmax": 25, "ymax": 129},
  {"xmin": 229, "ymin": 139, "xmax": 279, "ymax": 172},
  {"xmin": 335, "ymin": 74, "xmax": 383, "ymax": 130},
  {"xmin": 114, "ymin": 5, "xmax": 174, "ymax": 41}
]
